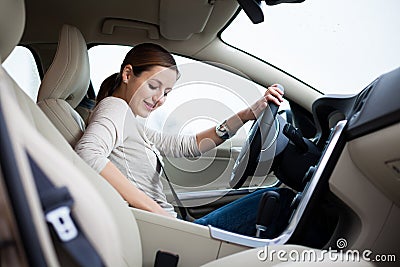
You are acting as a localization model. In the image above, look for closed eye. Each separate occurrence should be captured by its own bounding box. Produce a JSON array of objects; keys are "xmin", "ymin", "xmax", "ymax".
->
[{"xmin": 148, "ymin": 84, "xmax": 158, "ymax": 90}]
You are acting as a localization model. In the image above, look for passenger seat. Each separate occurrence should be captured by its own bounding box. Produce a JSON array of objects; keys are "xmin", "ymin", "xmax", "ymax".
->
[
  {"xmin": 1, "ymin": 1, "xmax": 142, "ymax": 265},
  {"xmin": 37, "ymin": 24, "xmax": 89, "ymax": 147}
]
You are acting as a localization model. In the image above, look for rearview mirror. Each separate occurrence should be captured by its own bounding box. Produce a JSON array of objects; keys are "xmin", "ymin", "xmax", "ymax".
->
[
  {"xmin": 237, "ymin": 0, "xmax": 305, "ymax": 24},
  {"xmin": 236, "ymin": 0, "xmax": 264, "ymax": 24}
]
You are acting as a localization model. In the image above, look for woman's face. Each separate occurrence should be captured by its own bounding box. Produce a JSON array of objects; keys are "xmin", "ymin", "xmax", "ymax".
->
[{"xmin": 123, "ymin": 65, "xmax": 177, "ymax": 117}]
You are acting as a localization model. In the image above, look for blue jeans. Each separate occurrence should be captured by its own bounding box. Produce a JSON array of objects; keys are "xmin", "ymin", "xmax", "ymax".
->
[{"xmin": 194, "ymin": 187, "xmax": 295, "ymax": 238}]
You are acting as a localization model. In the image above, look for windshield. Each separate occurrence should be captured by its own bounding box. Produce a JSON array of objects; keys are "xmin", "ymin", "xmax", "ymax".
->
[{"xmin": 222, "ymin": 0, "xmax": 400, "ymax": 94}]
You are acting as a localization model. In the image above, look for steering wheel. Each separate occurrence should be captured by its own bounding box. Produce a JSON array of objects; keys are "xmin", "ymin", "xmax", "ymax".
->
[{"xmin": 229, "ymin": 85, "xmax": 284, "ymax": 189}]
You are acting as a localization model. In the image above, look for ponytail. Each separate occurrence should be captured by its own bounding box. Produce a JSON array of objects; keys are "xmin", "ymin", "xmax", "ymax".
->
[{"xmin": 96, "ymin": 73, "xmax": 121, "ymax": 105}]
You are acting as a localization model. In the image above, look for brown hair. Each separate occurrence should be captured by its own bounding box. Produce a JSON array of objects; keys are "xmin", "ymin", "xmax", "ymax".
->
[{"xmin": 96, "ymin": 43, "xmax": 178, "ymax": 104}]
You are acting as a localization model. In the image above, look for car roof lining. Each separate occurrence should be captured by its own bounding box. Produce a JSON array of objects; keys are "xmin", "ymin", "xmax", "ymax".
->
[{"xmin": 21, "ymin": 0, "xmax": 239, "ymax": 56}]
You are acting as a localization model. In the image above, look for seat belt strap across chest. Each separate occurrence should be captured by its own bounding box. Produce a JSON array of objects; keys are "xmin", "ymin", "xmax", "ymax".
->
[{"xmin": 153, "ymin": 151, "xmax": 194, "ymax": 222}]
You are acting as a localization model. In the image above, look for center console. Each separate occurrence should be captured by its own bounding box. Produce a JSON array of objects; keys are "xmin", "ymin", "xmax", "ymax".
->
[{"xmin": 209, "ymin": 120, "xmax": 348, "ymax": 247}]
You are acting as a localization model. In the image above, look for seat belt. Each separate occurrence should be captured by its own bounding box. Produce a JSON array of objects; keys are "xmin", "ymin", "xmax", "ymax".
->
[
  {"xmin": 27, "ymin": 154, "xmax": 105, "ymax": 267},
  {"xmin": 153, "ymin": 151, "xmax": 195, "ymax": 222}
]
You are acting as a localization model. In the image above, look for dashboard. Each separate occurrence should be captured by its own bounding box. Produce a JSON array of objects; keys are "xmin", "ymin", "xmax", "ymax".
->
[{"xmin": 312, "ymin": 67, "xmax": 400, "ymax": 146}]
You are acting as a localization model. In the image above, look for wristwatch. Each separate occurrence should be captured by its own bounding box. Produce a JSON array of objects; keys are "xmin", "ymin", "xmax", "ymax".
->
[{"xmin": 216, "ymin": 120, "xmax": 231, "ymax": 140}]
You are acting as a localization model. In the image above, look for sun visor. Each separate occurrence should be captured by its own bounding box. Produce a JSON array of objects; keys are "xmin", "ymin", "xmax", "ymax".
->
[{"xmin": 159, "ymin": 0, "xmax": 214, "ymax": 40}]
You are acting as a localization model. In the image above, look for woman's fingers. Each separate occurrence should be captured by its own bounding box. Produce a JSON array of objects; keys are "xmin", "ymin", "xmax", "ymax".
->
[
  {"xmin": 265, "ymin": 85, "xmax": 284, "ymax": 103},
  {"xmin": 266, "ymin": 94, "xmax": 282, "ymax": 106},
  {"xmin": 270, "ymin": 84, "xmax": 284, "ymax": 95},
  {"xmin": 247, "ymin": 84, "xmax": 285, "ymax": 120}
]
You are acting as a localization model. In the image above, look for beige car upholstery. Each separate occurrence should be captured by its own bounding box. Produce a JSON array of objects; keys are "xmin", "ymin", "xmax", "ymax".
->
[
  {"xmin": 1, "ymin": 0, "xmax": 142, "ymax": 266},
  {"xmin": 0, "ymin": 0, "xmax": 25, "ymax": 62},
  {"xmin": 329, "ymin": 123, "xmax": 400, "ymax": 264},
  {"xmin": 37, "ymin": 24, "xmax": 89, "ymax": 147}
]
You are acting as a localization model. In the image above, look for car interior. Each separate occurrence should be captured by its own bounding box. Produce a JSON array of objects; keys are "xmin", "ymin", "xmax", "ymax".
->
[{"xmin": 0, "ymin": 0, "xmax": 399, "ymax": 266}]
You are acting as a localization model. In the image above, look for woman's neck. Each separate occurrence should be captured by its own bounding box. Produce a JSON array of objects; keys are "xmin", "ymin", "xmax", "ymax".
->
[{"xmin": 112, "ymin": 85, "xmax": 128, "ymax": 103}]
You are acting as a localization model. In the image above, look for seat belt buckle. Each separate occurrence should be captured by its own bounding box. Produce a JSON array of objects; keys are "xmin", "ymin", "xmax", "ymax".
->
[
  {"xmin": 154, "ymin": 250, "xmax": 179, "ymax": 267},
  {"xmin": 46, "ymin": 206, "xmax": 78, "ymax": 242}
]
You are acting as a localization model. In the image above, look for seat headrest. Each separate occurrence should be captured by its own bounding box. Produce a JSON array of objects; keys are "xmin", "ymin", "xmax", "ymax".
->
[
  {"xmin": 0, "ymin": 0, "xmax": 25, "ymax": 62},
  {"xmin": 37, "ymin": 25, "xmax": 90, "ymax": 108}
]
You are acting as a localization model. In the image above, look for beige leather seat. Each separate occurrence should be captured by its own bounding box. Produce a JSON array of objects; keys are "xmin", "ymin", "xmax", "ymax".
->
[
  {"xmin": 1, "ymin": 0, "xmax": 142, "ymax": 266},
  {"xmin": 37, "ymin": 24, "xmax": 89, "ymax": 147}
]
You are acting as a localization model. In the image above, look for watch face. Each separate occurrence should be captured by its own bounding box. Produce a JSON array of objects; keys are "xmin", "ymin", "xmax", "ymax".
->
[
  {"xmin": 218, "ymin": 124, "xmax": 227, "ymax": 133},
  {"xmin": 216, "ymin": 121, "xmax": 230, "ymax": 139}
]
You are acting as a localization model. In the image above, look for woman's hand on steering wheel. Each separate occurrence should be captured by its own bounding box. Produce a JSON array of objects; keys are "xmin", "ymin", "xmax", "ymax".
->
[
  {"xmin": 229, "ymin": 84, "xmax": 285, "ymax": 188},
  {"xmin": 243, "ymin": 84, "xmax": 285, "ymax": 121}
]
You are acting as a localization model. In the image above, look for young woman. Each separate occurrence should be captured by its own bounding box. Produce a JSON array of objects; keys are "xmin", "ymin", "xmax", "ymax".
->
[{"xmin": 75, "ymin": 43, "xmax": 294, "ymax": 237}]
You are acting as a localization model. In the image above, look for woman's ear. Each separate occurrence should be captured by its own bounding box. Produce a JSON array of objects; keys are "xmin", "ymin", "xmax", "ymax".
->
[{"xmin": 122, "ymin": 64, "xmax": 134, "ymax": 82}]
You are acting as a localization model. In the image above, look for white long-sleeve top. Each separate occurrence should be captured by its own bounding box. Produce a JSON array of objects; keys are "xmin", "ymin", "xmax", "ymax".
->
[{"xmin": 75, "ymin": 97, "xmax": 201, "ymax": 216}]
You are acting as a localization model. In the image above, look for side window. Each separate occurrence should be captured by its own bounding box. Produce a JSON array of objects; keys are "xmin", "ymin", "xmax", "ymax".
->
[
  {"xmin": 3, "ymin": 46, "xmax": 41, "ymax": 101},
  {"xmin": 88, "ymin": 45, "xmax": 289, "ymax": 145}
]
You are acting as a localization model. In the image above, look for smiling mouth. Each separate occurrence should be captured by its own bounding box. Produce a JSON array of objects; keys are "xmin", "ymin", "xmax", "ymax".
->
[{"xmin": 144, "ymin": 101, "xmax": 155, "ymax": 111}]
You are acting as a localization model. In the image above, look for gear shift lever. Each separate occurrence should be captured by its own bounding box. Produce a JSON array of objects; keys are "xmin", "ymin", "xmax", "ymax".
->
[{"xmin": 255, "ymin": 191, "xmax": 280, "ymax": 238}]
